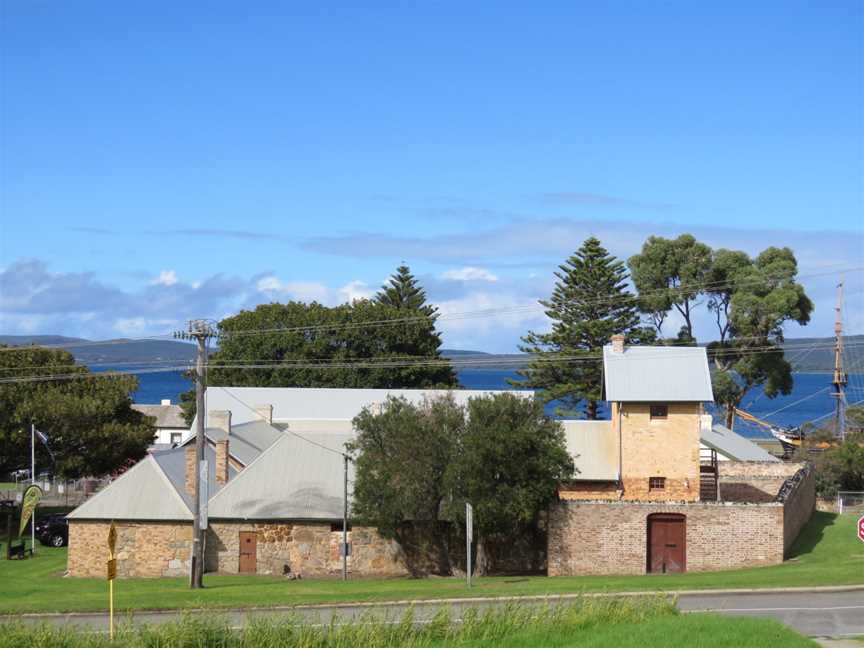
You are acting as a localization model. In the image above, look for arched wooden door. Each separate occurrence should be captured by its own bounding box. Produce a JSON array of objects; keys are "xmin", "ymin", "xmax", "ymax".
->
[{"xmin": 647, "ymin": 514, "xmax": 686, "ymax": 574}]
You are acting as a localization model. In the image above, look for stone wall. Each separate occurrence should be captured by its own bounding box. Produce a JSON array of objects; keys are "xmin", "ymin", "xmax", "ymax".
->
[
  {"xmin": 68, "ymin": 520, "xmax": 192, "ymax": 578},
  {"xmin": 205, "ymin": 521, "xmax": 408, "ymax": 578},
  {"xmin": 719, "ymin": 461, "xmax": 803, "ymax": 503},
  {"xmin": 617, "ymin": 402, "xmax": 702, "ymax": 502},
  {"xmin": 547, "ymin": 500, "xmax": 784, "ymax": 576},
  {"xmin": 778, "ymin": 465, "xmax": 816, "ymax": 553}
]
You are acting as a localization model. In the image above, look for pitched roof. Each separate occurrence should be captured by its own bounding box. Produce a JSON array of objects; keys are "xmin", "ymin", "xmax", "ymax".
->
[
  {"xmin": 202, "ymin": 419, "xmax": 284, "ymax": 466},
  {"xmin": 199, "ymin": 386, "xmax": 531, "ymax": 427},
  {"xmin": 701, "ymin": 422, "xmax": 780, "ymax": 462},
  {"xmin": 132, "ymin": 404, "xmax": 187, "ymax": 428},
  {"xmin": 151, "ymin": 445, "xmax": 238, "ymax": 509},
  {"xmin": 603, "ymin": 345, "xmax": 713, "ymax": 402},
  {"xmin": 67, "ymin": 455, "xmax": 192, "ymax": 520},
  {"xmin": 208, "ymin": 430, "xmax": 353, "ymax": 520}
]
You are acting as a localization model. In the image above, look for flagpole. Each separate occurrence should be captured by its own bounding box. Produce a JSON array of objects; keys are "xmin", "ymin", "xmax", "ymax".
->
[{"xmin": 31, "ymin": 424, "xmax": 36, "ymax": 554}]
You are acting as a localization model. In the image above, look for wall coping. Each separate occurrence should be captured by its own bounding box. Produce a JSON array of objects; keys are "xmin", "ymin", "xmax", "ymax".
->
[{"xmin": 554, "ymin": 499, "xmax": 783, "ymax": 509}]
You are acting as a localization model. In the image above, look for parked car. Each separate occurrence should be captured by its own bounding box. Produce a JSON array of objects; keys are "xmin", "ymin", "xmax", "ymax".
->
[{"xmin": 34, "ymin": 514, "xmax": 68, "ymax": 548}]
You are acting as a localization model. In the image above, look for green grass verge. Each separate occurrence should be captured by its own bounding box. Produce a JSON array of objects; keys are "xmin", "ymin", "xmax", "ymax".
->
[
  {"xmin": 0, "ymin": 600, "xmax": 817, "ymax": 648},
  {"xmin": 0, "ymin": 512, "xmax": 861, "ymax": 614}
]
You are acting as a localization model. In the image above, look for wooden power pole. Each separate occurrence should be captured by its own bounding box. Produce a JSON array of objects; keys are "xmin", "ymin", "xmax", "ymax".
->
[
  {"xmin": 175, "ymin": 319, "xmax": 217, "ymax": 588},
  {"xmin": 832, "ymin": 281, "xmax": 848, "ymax": 441}
]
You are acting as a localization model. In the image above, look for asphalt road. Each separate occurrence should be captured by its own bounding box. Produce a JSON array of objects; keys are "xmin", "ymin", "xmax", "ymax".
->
[{"xmin": 5, "ymin": 588, "xmax": 863, "ymax": 639}]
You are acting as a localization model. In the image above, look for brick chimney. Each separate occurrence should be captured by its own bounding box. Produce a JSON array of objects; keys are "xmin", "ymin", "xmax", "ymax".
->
[
  {"xmin": 215, "ymin": 439, "xmax": 229, "ymax": 486},
  {"xmin": 209, "ymin": 410, "xmax": 231, "ymax": 434},
  {"xmin": 611, "ymin": 334, "xmax": 625, "ymax": 354},
  {"xmin": 254, "ymin": 404, "xmax": 273, "ymax": 424},
  {"xmin": 185, "ymin": 445, "xmax": 197, "ymax": 498}
]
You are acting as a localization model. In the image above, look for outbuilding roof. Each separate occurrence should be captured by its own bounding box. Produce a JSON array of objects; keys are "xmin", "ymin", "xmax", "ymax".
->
[
  {"xmin": 701, "ymin": 421, "xmax": 780, "ymax": 462},
  {"xmin": 132, "ymin": 404, "xmax": 187, "ymax": 428},
  {"xmin": 603, "ymin": 345, "xmax": 713, "ymax": 403},
  {"xmin": 561, "ymin": 421, "xmax": 618, "ymax": 480}
]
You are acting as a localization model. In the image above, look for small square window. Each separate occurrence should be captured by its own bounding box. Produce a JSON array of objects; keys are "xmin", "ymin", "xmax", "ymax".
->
[
  {"xmin": 330, "ymin": 522, "xmax": 352, "ymax": 533},
  {"xmin": 170, "ymin": 433, "xmax": 182, "ymax": 445},
  {"xmin": 650, "ymin": 404, "xmax": 668, "ymax": 420},
  {"xmin": 649, "ymin": 477, "xmax": 666, "ymax": 491}
]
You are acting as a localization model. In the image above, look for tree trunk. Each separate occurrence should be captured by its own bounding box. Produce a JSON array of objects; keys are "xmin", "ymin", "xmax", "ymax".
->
[
  {"xmin": 586, "ymin": 399, "xmax": 598, "ymax": 420},
  {"xmin": 474, "ymin": 535, "xmax": 491, "ymax": 576}
]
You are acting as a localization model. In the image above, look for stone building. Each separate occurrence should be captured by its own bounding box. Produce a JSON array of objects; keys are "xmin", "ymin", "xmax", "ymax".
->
[
  {"xmin": 548, "ymin": 335, "xmax": 815, "ymax": 576},
  {"xmin": 66, "ymin": 387, "xmax": 525, "ymax": 578}
]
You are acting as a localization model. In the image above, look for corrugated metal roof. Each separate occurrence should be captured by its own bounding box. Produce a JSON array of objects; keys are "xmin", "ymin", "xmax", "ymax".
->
[
  {"xmin": 67, "ymin": 455, "xmax": 192, "ymax": 520},
  {"xmin": 198, "ymin": 387, "xmax": 532, "ymax": 427},
  {"xmin": 151, "ymin": 445, "xmax": 238, "ymax": 509},
  {"xmin": 701, "ymin": 420, "xmax": 780, "ymax": 462},
  {"xmin": 202, "ymin": 420, "xmax": 284, "ymax": 466},
  {"xmin": 208, "ymin": 431, "xmax": 354, "ymax": 520},
  {"xmin": 132, "ymin": 404, "xmax": 187, "ymax": 429},
  {"xmin": 561, "ymin": 421, "xmax": 618, "ymax": 481},
  {"xmin": 603, "ymin": 345, "xmax": 713, "ymax": 402}
]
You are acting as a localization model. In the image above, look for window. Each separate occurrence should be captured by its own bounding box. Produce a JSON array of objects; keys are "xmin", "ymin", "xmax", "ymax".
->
[
  {"xmin": 649, "ymin": 477, "xmax": 666, "ymax": 491},
  {"xmin": 650, "ymin": 404, "xmax": 668, "ymax": 420},
  {"xmin": 170, "ymin": 432, "xmax": 182, "ymax": 445},
  {"xmin": 330, "ymin": 522, "xmax": 353, "ymax": 533}
]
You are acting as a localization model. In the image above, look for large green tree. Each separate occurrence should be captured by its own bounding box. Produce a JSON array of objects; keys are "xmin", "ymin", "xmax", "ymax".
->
[
  {"xmin": 349, "ymin": 395, "xmax": 464, "ymax": 575},
  {"xmin": 627, "ymin": 234, "xmax": 712, "ymax": 341},
  {"xmin": 708, "ymin": 247, "xmax": 813, "ymax": 427},
  {"xmin": 0, "ymin": 346, "xmax": 154, "ymax": 479},
  {"xmin": 376, "ymin": 264, "xmax": 436, "ymax": 316},
  {"xmin": 516, "ymin": 237, "xmax": 654, "ymax": 419},
  {"xmin": 350, "ymin": 393, "xmax": 572, "ymax": 576},
  {"xmin": 445, "ymin": 393, "xmax": 573, "ymax": 575}
]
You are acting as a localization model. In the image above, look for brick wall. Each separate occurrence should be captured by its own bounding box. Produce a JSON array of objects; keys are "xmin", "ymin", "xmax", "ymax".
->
[
  {"xmin": 205, "ymin": 521, "xmax": 409, "ymax": 578},
  {"xmin": 719, "ymin": 461, "xmax": 804, "ymax": 503},
  {"xmin": 617, "ymin": 402, "xmax": 701, "ymax": 502},
  {"xmin": 778, "ymin": 465, "xmax": 816, "ymax": 553},
  {"xmin": 547, "ymin": 500, "xmax": 784, "ymax": 576},
  {"xmin": 68, "ymin": 520, "xmax": 192, "ymax": 578}
]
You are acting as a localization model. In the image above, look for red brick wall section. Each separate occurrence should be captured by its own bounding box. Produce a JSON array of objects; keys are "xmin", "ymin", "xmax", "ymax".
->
[
  {"xmin": 778, "ymin": 466, "xmax": 816, "ymax": 554},
  {"xmin": 718, "ymin": 461, "xmax": 804, "ymax": 503},
  {"xmin": 547, "ymin": 500, "xmax": 784, "ymax": 576}
]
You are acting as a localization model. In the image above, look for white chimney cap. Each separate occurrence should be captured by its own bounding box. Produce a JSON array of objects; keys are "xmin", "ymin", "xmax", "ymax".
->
[{"xmin": 161, "ymin": 399, "xmax": 172, "ymax": 406}]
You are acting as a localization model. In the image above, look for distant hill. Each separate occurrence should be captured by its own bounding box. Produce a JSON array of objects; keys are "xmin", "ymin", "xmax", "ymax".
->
[
  {"xmin": 0, "ymin": 335, "xmax": 197, "ymax": 364},
  {"xmin": 0, "ymin": 335, "xmax": 858, "ymax": 372}
]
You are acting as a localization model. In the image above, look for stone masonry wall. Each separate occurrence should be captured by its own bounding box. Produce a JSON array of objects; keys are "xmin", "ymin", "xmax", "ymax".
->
[
  {"xmin": 617, "ymin": 402, "xmax": 702, "ymax": 502},
  {"xmin": 719, "ymin": 461, "xmax": 804, "ymax": 503},
  {"xmin": 205, "ymin": 521, "xmax": 408, "ymax": 578},
  {"xmin": 68, "ymin": 520, "xmax": 192, "ymax": 578},
  {"xmin": 779, "ymin": 466, "xmax": 816, "ymax": 554},
  {"xmin": 547, "ymin": 500, "xmax": 784, "ymax": 576}
]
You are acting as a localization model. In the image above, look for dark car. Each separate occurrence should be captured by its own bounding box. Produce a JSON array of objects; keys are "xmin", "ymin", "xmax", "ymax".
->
[{"xmin": 34, "ymin": 514, "xmax": 68, "ymax": 548}]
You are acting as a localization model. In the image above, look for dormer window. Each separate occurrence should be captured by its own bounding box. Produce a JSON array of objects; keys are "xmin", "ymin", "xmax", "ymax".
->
[{"xmin": 650, "ymin": 404, "xmax": 668, "ymax": 420}]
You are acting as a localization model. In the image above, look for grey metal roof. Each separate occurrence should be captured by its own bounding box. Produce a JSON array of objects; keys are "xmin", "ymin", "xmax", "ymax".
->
[
  {"xmin": 603, "ymin": 345, "xmax": 713, "ymax": 402},
  {"xmin": 198, "ymin": 387, "xmax": 532, "ymax": 427},
  {"xmin": 151, "ymin": 445, "xmax": 238, "ymax": 509},
  {"xmin": 202, "ymin": 420, "xmax": 284, "ymax": 466},
  {"xmin": 67, "ymin": 455, "xmax": 192, "ymax": 520},
  {"xmin": 561, "ymin": 421, "xmax": 618, "ymax": 481},
  {"xmin": 208, "ymin": 430, "xmax": 354, "ymax": 520},
  {"xmin": 132, "ymin": 404, "xmax": 187, "ymax": 429},
  {"xmin": 701, "ymin": 422, "xmax": 780, "ymax": 462}
]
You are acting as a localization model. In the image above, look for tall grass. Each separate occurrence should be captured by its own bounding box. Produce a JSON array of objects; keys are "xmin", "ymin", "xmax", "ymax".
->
[{"xmin": 0, "ymin": 597, "xmax": 675, "ymax": 648}]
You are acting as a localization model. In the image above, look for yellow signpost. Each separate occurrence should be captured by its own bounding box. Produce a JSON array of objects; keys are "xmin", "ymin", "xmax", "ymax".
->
[{"xmin": 107, "ymin": 522, "xmax": 117, "ymax": 639}]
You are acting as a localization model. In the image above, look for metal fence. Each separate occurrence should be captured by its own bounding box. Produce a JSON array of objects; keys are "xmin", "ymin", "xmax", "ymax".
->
[{"xmin": 837, "ymin": 491, "xmax": 864, "ymax": 515}]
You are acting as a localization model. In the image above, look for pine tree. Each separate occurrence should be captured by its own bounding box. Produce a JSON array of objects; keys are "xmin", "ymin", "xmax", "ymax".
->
[
  {"xmin": 376, "ymin": 264, "xmax": 436, "ymax": 316},
  {"xmin": 515, "ymin": 237, "xmax": 654, "ymax": 419}
]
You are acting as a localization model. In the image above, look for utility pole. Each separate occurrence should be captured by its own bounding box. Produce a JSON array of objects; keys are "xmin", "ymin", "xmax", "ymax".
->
[
  {"xmin": 832, "ymin": 281, "xmax": 847, "ymax": 441},
  {"xmin": 174, "ymin": 319, "xmax": 217, "ymax": 589},
  {"xmin": 342, "ymin": 453, "xmax": 349, "ymax": 581}
]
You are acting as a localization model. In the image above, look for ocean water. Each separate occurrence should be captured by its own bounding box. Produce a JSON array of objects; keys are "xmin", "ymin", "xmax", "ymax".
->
[{"xmin": 114, "ymin": 367, "xmax": 849, "ymax": 440}]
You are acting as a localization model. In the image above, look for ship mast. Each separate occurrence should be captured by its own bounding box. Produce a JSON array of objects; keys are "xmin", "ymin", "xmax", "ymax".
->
[{"xmin": 832, "ymin": 280, "xmax": 847, "ymax": 441}]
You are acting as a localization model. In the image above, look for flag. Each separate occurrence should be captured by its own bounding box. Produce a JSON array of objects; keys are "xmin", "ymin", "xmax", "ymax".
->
[
  {"xmin": 19, "ymin": 484, "xmax": 43, "ymax": 537},
  {"xmin": 34, "ymin": 428, "xmax": 55, "ymax": 462}
]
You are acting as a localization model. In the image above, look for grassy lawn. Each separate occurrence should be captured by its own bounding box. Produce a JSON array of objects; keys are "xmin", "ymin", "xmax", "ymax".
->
[
  {"xmin": 0, "ymin": 600, "xmax": 817, "ymax": 647},
  {"xmin": 0, "ymin": 512, "xmax": 860, "ymax": 614}
]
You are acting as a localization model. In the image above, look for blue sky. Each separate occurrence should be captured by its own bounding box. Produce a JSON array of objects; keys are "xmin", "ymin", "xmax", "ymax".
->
[{"xmin": 1, "ymin": 2, "xmax": 862, "ymax": 351}]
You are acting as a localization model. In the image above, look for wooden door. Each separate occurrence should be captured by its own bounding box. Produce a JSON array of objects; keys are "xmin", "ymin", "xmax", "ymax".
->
[
  {"xmin": 238, "ymin": 532, "xmax": 257, "ymax": 573},
  {"xmin": 647, "ymin": 514, "xmax": 686, "ymax": 574}
]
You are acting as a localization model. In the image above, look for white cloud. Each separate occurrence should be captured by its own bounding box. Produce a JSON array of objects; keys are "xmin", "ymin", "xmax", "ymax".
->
[
  {"xmin": 441, "ymin": 267, "xmax": 499, "ymax": 282},
  {"xmin": 255, "ymin": 276, "xmax": 330, "ymax": 303},
  {"xmin": 339, "ymin": 280, "xmax": 374, "ymax": 303},
  {"xmin": 151, "ymin": 270, "xmax": 179, "ymax": 286}
]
